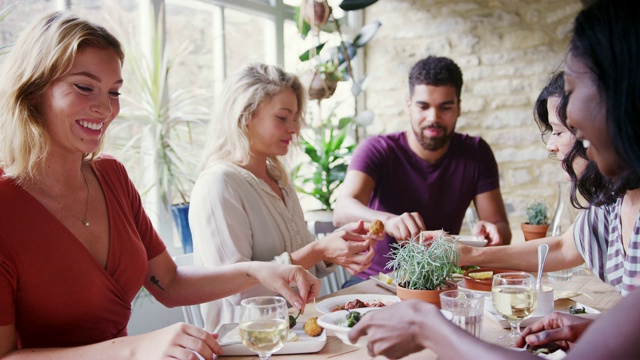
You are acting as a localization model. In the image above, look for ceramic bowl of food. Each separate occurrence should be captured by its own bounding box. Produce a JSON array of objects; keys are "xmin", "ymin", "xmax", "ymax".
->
[
  {"xmin": 463, "ymin": 268, "xmax": 518, "ymax": 292},
  {"xmin": 316, "ymin": 308, "xmax": 377, "ymax": 347}
]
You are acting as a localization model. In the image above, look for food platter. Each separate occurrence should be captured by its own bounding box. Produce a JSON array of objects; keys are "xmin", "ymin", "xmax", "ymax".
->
[
  {"xmin": 216, "ymin": 322, "xmax": 326, "ymax": 355},
  {"xmin": 315, "ymin": 293, "xmax": 400, "ymax": 314}
]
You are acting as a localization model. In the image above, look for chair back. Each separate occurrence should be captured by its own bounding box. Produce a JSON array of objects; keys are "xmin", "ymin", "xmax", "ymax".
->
[{"xmin": 310, "ymin": 220, "xmax": 350, "ymax": 296}]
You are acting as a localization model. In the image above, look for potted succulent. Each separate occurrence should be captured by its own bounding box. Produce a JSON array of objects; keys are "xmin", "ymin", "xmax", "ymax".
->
[
  {"xmin": 385, "ymin": 232, "xmax": 459, "ymax": 308},
  {"xmin": 521, "ymin": 200, "xmax": 550, "ymax": 240}
]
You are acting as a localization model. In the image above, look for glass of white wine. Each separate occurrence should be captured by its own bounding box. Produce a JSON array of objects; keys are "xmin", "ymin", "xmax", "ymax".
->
[
  {"xmin": 239, "ymin": 296, "xmax": 289, "ymax": 360},
  {"xmin": 491, "ymin": 272, "xmax": 537, "ymax": 347}
]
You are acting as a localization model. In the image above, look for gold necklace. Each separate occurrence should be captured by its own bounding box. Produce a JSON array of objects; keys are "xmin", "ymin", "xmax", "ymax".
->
[{"xmin": 33, "ymin": 169, "xmax": 90, "ymax": 227}]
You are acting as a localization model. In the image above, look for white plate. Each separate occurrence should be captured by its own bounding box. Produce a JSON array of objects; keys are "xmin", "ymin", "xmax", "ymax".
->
[
  {"xmin": 216, "ymin": 322, "xmax": 326, "ymax": 355},
  {"xmin": 485, "ymin": 301, "xmax": 600, "ymax": 328},
  {"xmin": 369, "ymin": 273, "xmax": 397, "ymax": 293},
  {"xmin": 317, "ymin": 308, "xmax": 453, "ymax": 347},
  {"xmin": 315, "ymin": 294, "xmax": 400, "ymax": 314},
  {"xmin": 454, "ymin": 235, "xmax": 488, "ymax": 247}
]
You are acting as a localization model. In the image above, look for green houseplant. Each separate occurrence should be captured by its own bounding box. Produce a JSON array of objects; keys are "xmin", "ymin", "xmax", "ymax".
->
[
  {"xmin": 385, "ymin": 232, "xmax": 459, "ymax": 307},
  {"xmin": 295, "ymin": 0, "xmax": 381, "ymax": 100},
  {"xmin": 521, "ymin": 200, "xmax": 550, "ymax": 241},
  {"xmin": 292, "ymin": 112, "xmax": 355, "ymax": 211},
  {"xmin": 108, "ymin": 12, "xmax": 208, "ymax": 253}
]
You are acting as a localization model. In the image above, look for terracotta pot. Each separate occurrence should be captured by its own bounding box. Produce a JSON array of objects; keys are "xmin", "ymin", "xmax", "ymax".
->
[
  {"xmin": 463, "ymin": 267, "xmax": 519, "ymax": 292},
  {"xmin": 396, "ymin": 281, "xmax": 457, "ymax": 309},
  {"xmin": 300, "ymin": 71, "xmax": 338, "ymax": 100},
  {"xmin": 521, "ymin": 223, "xmax": 549, "ymax": 241}
]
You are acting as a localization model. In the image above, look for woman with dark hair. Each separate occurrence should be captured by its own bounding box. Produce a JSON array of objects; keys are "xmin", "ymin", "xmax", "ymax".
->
[
  {"xmin": 455, "ymin": 69, "xmax": 640, "ymax": 296},
  {"xmin": 348, "ymin": 1, "xmax": 640, "ymax": 358}
]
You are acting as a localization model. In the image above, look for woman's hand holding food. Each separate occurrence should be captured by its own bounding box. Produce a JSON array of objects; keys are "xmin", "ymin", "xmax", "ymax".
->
[
  {"xmin": 383, "ymin": 212, "xmax": 426, "ymax": 241},
  {"xmin": 133, "ymin": 323, "xmax": 221, "ymax": 359},
  {"xmin": 251, "ymin": 263, "xmax": 320, "ymax": 311},
  {"xmin": 320, "ymin": 220, "xmax": 382, "ymax": 275},
  {"xmin": 516, "ymin": 312, "xmax": 594, "ymax": 351}
]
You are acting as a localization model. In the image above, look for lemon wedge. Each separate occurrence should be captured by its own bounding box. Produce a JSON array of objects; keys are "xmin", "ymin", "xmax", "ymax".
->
[
  {"xmin": 379, "ymin": 272, "xmax": 394, "ymax": 284},
  {"xmin": 468, "ymin": 271, "xmax": 493, "ymax": 280}
]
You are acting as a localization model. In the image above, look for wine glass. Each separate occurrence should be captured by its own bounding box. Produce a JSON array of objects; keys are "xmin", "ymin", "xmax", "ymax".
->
[
  {"xmin": 239, "ymin": 296, "xmax": 289, "ymax": 360},
  {"xmin": 491, "ymin": 272, "xmax": 537, "ymax": 347}
]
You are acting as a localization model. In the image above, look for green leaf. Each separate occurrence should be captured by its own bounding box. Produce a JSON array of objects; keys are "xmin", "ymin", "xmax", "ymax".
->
[{"xmin": 299, "ymin": 43, "xmax": 326, "ymax": 62}]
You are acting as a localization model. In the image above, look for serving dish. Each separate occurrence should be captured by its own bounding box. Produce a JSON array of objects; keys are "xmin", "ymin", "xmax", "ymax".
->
[
  {"xmin": 463, "ymin": 268, "xmax": 519, "ymax": 292},
  {"xmin": 216, "ymin": 321, "xmax": 326, "ymax": 355},
  {"xmin": 315, "ymin": 294, "xmax": 400, "ymax": 314}
]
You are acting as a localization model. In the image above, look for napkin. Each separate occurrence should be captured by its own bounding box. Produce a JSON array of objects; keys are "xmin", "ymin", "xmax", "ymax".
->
[{"xmin": 553, "ymin": 291, "xmax": 583, "ymax": 301}]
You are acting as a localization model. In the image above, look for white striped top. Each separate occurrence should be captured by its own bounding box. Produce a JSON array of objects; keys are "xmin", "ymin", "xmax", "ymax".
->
[{"xmin": 573, "ymin": 197, "xmax": 640, "ymax": 296}]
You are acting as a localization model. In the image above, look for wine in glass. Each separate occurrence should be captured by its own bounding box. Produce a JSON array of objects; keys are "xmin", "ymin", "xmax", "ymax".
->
[
  {"xmin": 239, "ymin": 296, "xmax": 289, "ymax": 360},
  {"xmin": 491, "ymin": 272, "xmax": 537, "ymax": 347}
]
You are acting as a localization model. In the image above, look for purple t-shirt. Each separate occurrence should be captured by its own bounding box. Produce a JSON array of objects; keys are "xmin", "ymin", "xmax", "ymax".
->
[{"xmin": 348, "ymin": 132, "xmax": 500, "ymax": 279}]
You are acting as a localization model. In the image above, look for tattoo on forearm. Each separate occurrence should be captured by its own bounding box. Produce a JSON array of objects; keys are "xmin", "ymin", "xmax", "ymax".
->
[
  {"xmin": 246, "ymin": 273, "xmax": 251, "ymax": 278},
  {"xmin": 150, "ymin": 275, "xmax": 165, "ymax": 290}
]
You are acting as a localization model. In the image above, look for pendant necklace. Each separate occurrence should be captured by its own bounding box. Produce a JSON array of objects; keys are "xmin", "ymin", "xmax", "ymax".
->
[{"xmin": 33, "ymin": 169, "xmax": 91, "ymax": 227}]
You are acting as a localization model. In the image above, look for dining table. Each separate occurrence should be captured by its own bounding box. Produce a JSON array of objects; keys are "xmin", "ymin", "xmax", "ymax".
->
[{"xmin": 219, "ymin": 269, "xmax": 621, "ymax": 360}]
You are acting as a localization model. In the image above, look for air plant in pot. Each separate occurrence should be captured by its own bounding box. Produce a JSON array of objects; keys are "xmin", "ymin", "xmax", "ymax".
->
[{"xmin": 385, "ymin": 231, "xmax": 459, "ymax": 307}]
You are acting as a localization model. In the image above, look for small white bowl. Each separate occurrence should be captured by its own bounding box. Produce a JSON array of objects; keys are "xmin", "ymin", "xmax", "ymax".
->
[
  {"xmin": 317, "ymin": 307, "xmax": 453, "ymax": 348},
  {"xmin": 316, "ymin": 308, "xmax": 377, "ymax": 347}
]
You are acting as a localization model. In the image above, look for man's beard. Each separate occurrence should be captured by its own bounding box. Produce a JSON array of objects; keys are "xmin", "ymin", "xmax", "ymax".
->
[{"xmin": 413, "ymin": 124, "xmax": 453, "ymax": 151}]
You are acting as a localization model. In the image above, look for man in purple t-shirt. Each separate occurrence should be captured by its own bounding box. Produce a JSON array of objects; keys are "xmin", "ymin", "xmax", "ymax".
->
[{"xmin": 334, "ymin": 56, "xmax": 511, "ymax": 285}]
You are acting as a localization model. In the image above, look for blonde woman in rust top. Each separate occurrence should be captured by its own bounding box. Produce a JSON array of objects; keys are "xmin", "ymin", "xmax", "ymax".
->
[{"xmin": 0, "ymin": 12, "xmax": 319, "ymax": 359}]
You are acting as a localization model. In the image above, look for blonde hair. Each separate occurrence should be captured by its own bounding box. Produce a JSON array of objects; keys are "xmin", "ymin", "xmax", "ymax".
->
[
  {"xmin": 200, "ymin": 63, "xmax": 307, "ymax": 186},
  {"xmin": 0, "ymin": 12, "xmax": 124, "ymax": 181}
]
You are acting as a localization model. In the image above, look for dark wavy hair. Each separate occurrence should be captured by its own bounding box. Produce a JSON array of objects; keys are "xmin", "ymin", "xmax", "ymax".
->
[
  {"xmin": 408, "ymin": 56, "xmax": 463, "ymax": 99},
  {"xmin": 569, "ymin": 0, "xmax": 640, "ymax": 175},
  {"xmin": 534, "ymin": 72, "xmax": 637, "ymax": 208}
]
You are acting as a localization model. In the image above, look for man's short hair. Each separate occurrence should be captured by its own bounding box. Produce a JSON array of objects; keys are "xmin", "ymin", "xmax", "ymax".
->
[{"xmin": 408, "ymin": 56, "xmax": 463, "ymax": 99}]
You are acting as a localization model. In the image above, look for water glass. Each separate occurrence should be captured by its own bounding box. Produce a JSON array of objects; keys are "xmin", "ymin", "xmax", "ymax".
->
[
  {"xmin": 439, "ymin": 290, "xmax": 484, "ymax": 337},
  {"xmin": 548, "ymin": 268, "xmax": 573, "ymax": 281},
  {"xmin": 239, "ymin": 296, "xmax": 289, "ymax": 360}
]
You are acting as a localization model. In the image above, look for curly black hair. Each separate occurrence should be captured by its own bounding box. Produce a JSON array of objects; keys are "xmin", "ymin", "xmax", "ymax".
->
[{"xmin": 408, "ymin": 56, "xmax": 463, "ymax": 99}]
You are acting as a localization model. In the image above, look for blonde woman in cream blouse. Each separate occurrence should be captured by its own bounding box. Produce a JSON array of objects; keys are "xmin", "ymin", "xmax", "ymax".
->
[{"xmin": 189, "ymin": 63, "xmax": 381, "ymax": 330}]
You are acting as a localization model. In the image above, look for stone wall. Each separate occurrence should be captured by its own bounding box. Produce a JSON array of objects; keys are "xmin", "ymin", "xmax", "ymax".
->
[{"xmin": 362, "ymin": 0, "xmax": 583, "ymax": 241}]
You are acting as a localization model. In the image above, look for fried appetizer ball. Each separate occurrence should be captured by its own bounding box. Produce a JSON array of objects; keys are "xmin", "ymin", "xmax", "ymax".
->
[
  {"xmin": 369, "ymin": 220, "xmax": 384, "ymax": 235},
  {"xmin": 304, "ymin": 317, "xmax": 323, "ymax": 337}
]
